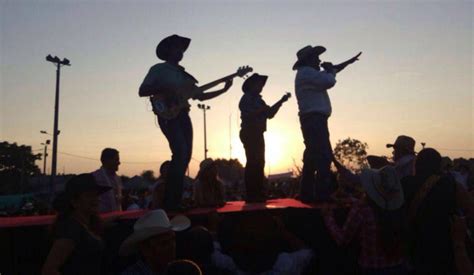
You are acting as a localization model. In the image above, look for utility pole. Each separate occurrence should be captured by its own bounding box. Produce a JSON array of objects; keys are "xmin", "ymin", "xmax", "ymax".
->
[
  {"xmin": 229, "ymin": 114, "xmax": 232, "ymax": 159},
  {"xmin": 197, "ymin": 103, "xmax": 210, "ymax": 159},
  {"xmin": 46, "ymin": 55, "xmax": 70, "ymax": 196},
  {"xmin": 41, "ymin": 139, "xmax": 50, "ymax": 175}
]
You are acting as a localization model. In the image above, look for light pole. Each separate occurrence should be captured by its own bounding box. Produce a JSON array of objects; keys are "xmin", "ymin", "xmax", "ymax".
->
[
  {"xmin": 46, "ymin": 54, "xmax": 70, "ymax": 195},
  {"xmin": 197, "ymin": 103, "xmax": 210, "ymax": 159},
  {"xmin": 41, "ymin": 139, "xmax": 50, "ymax": 175}
]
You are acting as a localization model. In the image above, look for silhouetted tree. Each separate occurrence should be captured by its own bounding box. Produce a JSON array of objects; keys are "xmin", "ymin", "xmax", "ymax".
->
[
  {"xmin": 333, "ymin": 137, "xmax": 369, "ymax": 173},
  {"xmin": 0, "ymin": 141, "xmax": 41, "ymax": 194}
]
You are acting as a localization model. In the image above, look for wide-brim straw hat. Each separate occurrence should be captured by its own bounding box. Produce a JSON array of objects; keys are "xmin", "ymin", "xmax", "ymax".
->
[
  {"xmin": 360, "ymin": 166, "xmax": 404, "ymax": 210},
  {"xmin": 292, "ymin": 45, "xmax": 326, "ymax": 70},
  {"xmin": 119, "ymin": 209, "xmax": 191, "ymax": 256}
]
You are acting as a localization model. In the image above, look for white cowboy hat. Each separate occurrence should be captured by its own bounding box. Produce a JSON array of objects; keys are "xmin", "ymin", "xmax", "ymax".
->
[
  {"xmin": 119, "ymin": 209, "xmax": 191, "ymax": 256},
  {"xmin": 360, "ymin": 166, "xmax": 404, "ymax": 210}
]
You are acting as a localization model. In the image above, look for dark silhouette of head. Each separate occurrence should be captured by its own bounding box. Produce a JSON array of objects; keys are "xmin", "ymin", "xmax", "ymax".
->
[
  {"xmin": 182, "ymin": 226, "xmax": 214, "ymax": 269},
  {"xmin": 160, "ymin": 160, "xmax": 171, "ymax": 178},
  {"xmin": 292, "ymin": 45, "xmax": 326, "ymax": 70},
  {"xmin": 156, "ymin": 35, "xmax": 191, "ymax": 64},
  {"xmin": 386, "ymin": 135, "xmax": 416, "ymax": 161},
  {"xmin": 197, "ymin": 159, "xmax": 218, "ymax": 182},
  {"xmin": 415, "ymin": 148, "xmax": 442, "ymax": 177},
  {"xmin": 100, "ymin": 148, "xmax": 120, "ymax": 172},
  {"xmin": 164, "ymin": 259, "xmax": 202, "ymax": 275},
  {"xmin": 242, "ymin": 73, "xmax": 268, "ymax": 95}
]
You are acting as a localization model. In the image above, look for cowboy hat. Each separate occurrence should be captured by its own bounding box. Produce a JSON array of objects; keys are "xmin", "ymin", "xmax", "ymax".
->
[
  {"xmin": 156, "ymin": 34, "xmax": 191, "ymax": 61},
  {"xmin": 292, "ymin": 45, "xmax": 326, "ymax": 70},
  {"xmin": 360, "ymin": 166, "xmax": 404, "ymax": 210},
  {"xmin": 242, "ymin": 73, "xmax": 268, "ymax": 93},
  {"xmin": 119, "ymin": 209, "xmax": 190, "ymax": 256}
]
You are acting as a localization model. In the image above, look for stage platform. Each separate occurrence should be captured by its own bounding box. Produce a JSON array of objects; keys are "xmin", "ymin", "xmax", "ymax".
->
[{"xmin": 0, "ymin": 198, "xmax": 341, "ymax": 228}]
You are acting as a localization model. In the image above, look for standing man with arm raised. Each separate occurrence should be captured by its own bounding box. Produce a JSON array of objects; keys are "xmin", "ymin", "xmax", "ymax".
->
[
  {"xmin": 139, "ymin": 35, "xmax": 234, "ymax": 211},
  {"xmin": 293, "ymin": 45, "xmax": 361, "ymax": 203}
]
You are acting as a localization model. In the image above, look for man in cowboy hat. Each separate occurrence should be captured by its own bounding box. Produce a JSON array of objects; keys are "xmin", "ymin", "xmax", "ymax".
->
[
  {"xmin": 239, "ymin": 73, "xmax": 290, "ymax": 202},
  {"xmin": 386, "ymin": 135, "xmax": 416, "ymax": 179},
  {"xmin": 120, "ymin": 209, "xmax": 191, "ymax": 275},
  {"xmin": 293, "ymin": 45, "xmax": 361, "ymax": 203},
  {"xmin": 139, "ymin": 34, "xmax": 233, "ymax": 211}
]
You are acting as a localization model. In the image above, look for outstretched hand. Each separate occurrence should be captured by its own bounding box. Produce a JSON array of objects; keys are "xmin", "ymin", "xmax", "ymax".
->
[{"xmin": 349, "ymin": 52, "xmax": 362, "ymax": 63}]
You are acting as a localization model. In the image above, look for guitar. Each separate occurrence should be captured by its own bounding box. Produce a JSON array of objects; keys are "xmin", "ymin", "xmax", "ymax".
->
[{"xmin": 151, "ymin": 66, "xmax": 253, "ymax": 119}]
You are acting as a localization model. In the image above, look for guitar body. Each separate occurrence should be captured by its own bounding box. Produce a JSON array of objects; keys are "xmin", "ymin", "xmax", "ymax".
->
[
  {"xmin": 150, "ymin": 93, "xmax": 191, "ymax": 120},
  {"xmin": 149, "ymin": 66, "xmax": 253, "ymax": 120}
]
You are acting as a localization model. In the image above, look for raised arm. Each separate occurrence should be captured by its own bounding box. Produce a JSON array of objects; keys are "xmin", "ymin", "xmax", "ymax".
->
[
  {"xmin": 333, "ymin": 52, "xmax": 362, "ymax": 73},
  {"xmin": 267, "ymin": 93, "xmax": 290, "ymax": 119}
]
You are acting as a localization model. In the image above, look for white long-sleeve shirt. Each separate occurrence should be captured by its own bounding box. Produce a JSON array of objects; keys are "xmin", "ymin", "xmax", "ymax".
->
[{"xmin": 294, "ymin": 66, "xmax": 336, "ymax": 116}]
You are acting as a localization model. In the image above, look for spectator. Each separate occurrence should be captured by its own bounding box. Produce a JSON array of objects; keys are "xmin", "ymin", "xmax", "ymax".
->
[
  {"xmin": 150, "ymin": 160, "xmax": 171, "ymax": 209},
  {"xmin": 402, "ymin": 148, "xmax": 474, "ymax": 274},
  {"xmin": 93, "ymin": 148, "xmax": 123, "ymax": 212},
  {"xmin": 182, "ymin": 226, "xmax": 225, "ymax": 275},
  {"xmin": 119, "ymin": 209, "xmax": 190, "ymax": 275},
  {"xmin": 322, "ymin": 166, "xmax": 407, "ymax": 274},
  {"xmin": 194, "ymin": 159, "xmax": 225, "ymax": 207},
  {"xmin": 386, "ymin": 135, "xmax": 416, "ymax": 179},
  {"xmin": 42, "ymin": 174, "xmax": 111, "ymax": 275}
]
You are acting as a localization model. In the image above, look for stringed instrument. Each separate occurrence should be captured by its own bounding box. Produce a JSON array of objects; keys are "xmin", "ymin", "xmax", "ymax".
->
[{"xmin": 151, "ymin": 66, "xmax": 253, "ymax": 119}]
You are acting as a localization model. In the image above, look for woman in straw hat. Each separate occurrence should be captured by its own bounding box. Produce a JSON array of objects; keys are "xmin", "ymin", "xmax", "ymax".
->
[
  {"xmin": 42, "ymin": 174, "xmax": 111, "ymax": 275},
  {"xmin": 321, "ymin": 166, "xmax": 407, "ymax": 274}
]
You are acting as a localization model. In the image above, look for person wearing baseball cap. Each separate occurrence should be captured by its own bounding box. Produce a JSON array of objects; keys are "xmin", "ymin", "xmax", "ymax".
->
[
  {"xmin": 386, "ymin": 135, "xmax": 416, "ymax": 179},
  {"xmin": 43, "ymin": 174, "xmax": 111, "ymax": 275},
  {"xmin": 294, "ymin": 44, "xmax": 361, "ymax": 203},
  {"xmin": 120, "ymin": 209, "xmax": 191, "ymax": 275}
]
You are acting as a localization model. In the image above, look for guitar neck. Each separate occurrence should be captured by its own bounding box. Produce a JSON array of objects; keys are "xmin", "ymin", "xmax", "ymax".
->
[{"xmin": 198, "ymin": 72, "xmax": 239, "ymax": 92}]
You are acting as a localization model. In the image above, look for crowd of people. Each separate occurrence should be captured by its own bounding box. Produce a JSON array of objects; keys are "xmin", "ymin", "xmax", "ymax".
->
[{"xmin": 40, "ymin": 139, "xmax": 474, "ymax": 275}]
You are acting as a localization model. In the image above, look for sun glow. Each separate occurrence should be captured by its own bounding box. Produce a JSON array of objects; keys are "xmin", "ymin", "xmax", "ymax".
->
[{"xmin": 230, "ymin": 129, "xmax": 298, "ymax": 175}]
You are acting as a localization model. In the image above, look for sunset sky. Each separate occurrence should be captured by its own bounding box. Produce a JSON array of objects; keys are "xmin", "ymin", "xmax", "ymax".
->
[{"xmin": 1, "ymin": 0, "xmax": 472, "ymax": 177}]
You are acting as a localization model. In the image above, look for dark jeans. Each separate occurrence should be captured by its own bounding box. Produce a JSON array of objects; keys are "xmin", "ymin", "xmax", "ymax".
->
[
  {"xmin": 240, "ymin": 128, "xmax": 265, "ymax": 200},
  {"xmin": 299, "ymin": 112, "xmax": 333, "ymax": 201},
  {"xmin": 158, "ymin": 111, "xmax": 193, "ymax": 210}
]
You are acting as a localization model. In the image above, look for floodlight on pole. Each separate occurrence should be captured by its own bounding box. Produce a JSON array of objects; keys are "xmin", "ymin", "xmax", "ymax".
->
[{"xmin": 46, "ymin": 54, "xmax": 70, "ymax": 198}]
